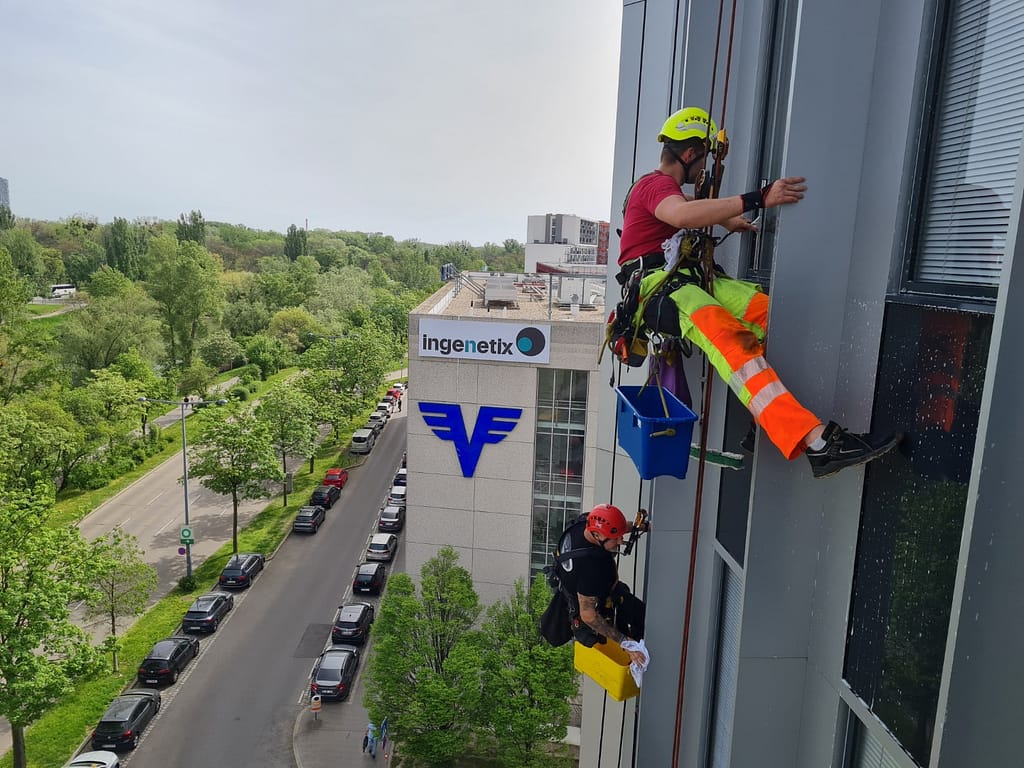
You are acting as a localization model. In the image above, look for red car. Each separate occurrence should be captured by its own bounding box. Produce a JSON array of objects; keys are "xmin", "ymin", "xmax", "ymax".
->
[{"xmin": 322, "ymin": 468, "xmax": 349, "ymax": 488}]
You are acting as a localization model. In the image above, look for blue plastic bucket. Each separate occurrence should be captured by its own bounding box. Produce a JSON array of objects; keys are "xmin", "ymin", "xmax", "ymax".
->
[{"xmin": 616, "ymin": 386, "xmax": 698, "ymax": 480}]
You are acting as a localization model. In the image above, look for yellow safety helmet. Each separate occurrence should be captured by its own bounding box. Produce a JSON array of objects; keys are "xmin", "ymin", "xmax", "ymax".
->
[{"xmin": 657, "ymin": 107, "xmax": 717, "ymax": 149}]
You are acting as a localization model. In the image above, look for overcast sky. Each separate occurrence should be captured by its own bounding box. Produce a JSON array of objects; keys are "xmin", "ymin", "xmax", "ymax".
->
[{"xmin": 2, "ymin": 0, "xmax": 623, "ymax": 246}]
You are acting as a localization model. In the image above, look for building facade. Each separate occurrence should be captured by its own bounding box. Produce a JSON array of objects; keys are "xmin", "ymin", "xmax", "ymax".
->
[
  {"xmin": 526, "ymin": 213, "xmax": 610, "ymax": 272},
  {"xmin": 0, "ymin": 177, "xmax": 9, "ymax": 208},
  {"xmin": 405, "ymin": 272, "xmax": 606, "ymax": 605},
  {"xmin": 588, "ymin": 1, "xmax": 1024, "ymax": 767}
]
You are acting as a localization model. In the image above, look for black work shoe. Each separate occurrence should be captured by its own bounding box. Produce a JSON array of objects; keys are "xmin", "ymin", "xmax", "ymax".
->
[
  {"xmin": 806, "ymin": 421, "xmax": 901, "ymax": 479},
  {"xmin": 740, "ymin": 421, "xmax": 756, "ymax": 453}
]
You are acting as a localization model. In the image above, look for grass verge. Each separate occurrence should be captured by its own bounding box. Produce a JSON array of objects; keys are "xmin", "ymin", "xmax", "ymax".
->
[{"xmin": 3, "ymin": 411, "xmax": 366, "ymax": 768}]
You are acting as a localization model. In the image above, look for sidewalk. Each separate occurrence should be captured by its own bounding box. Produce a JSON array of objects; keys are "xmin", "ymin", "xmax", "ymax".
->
[{"xmin": 293, "ymin": 694, "xmax": 394, "ymax": 768}]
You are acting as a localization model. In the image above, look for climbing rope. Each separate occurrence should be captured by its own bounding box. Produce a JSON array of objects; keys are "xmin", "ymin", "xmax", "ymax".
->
[{"xmin": 671, "ymin": 0, "xmax": 739, "ymax": 765}]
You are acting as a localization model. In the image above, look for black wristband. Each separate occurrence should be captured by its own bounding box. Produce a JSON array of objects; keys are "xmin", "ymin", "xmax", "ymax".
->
[{"xmin": 741, "ymin": 190, "xmax": 763, "ymax": 213}]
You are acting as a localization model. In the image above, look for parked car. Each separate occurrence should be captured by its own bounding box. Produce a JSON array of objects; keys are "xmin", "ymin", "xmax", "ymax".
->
[
  {"xmin": 218, "ymin": 553, "xmax": 265, "ymax": 589},
  {"xmin": 377, "ymin": 504, "xmax": 405, "ymax": 532},
  {"xmin": 352, "ymin": 562, "xmax": 387, "ymax": 595},
  {"xmin": 137, "ymin": 636, "xmax": 200, "ymax": 685},
  {"xmin": 367, "ymin": 412, "xmax": 387, "ymax": 431},
  {"xmin": 181, "ymin": 591, "xmax": 234, "ymax": 633},
  {"xmin": 331, "ymin": 601, "xmax": 375, "ymax": 645},
  {"xmin": 322, "ymin": 467, "xmax": 349, "ymax": 488},
  {"xmin": 386, "ymin": 485, "xmax": 407, "ymax": 508},
  {"xmin": 292, "ymin": 505, "xmax": 326, "ymax": 534},
  {"xmin": 310, "ymin": 644, "xmax": 360, "ymax": 701},
  {"xmin": 366, "ymin": 533, "xmax": 398, "ymax": 562},
  {"xmin": 375, "ymin": 402, "xmax": 392, "ymax": 419},
  {"xmin": 387, "ymin": 386, "xmax": 403, "ymax": 401},
  {"xmin": 381, "ymin": 394, "xmax": 397, "ymax": 411},
  {"xmin": 362, "ymin": 420, "xmax": 382, "ymax": 438},
  {"xmin": 65, "ymin": 751, "xmax": 121, "ymax": 768},
  {"xmin": 309, "ymin": 484, "xmax": 341, "ymax": 509},
  {"xmin": 89, "ymin": 689, "xmax": 161, "ymax": 751},
  {"xmin": 392, "ymin": 467, "xmax": 408, "ymax": 486},
  {"xmin": 350, "ymin": 428, "xmax": 376, "ymax": 455}
]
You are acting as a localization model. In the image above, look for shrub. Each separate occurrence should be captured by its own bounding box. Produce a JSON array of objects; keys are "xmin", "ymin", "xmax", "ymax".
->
[{"xmin": 229, "ymin": 385, "xmax": 249, "ymax": 401}]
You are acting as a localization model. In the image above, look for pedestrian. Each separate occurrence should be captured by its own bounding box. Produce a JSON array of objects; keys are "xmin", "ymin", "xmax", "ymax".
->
[
  {"xmin": 365, "ymin": 723, "xmax": 378, "ymax": 759},
  {"xmin": 397, "ymin": 397, "xmax": 402, "ymax": 412},
  {"xmin": 617, "ymin": 106, "xmax": 899, "ymax": 478}
]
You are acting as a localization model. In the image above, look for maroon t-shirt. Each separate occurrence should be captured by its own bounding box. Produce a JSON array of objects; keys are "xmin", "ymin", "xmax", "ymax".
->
[{"xmin": 618, "ymin": 171, "xmax": 687, "ymax": 266}]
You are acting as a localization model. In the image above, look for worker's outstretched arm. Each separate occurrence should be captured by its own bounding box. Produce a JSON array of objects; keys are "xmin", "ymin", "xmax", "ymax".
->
[
  {"xmin": 654, "ymin": 176, "xmax": 807, "ymax": 229},
  {"xmin": 578, "ymin": 593, "xmax": 647, "ymax": 666}
]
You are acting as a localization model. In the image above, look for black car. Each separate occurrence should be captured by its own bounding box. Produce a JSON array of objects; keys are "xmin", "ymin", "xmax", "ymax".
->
[
  {"xmin": 90, "ymin": 689, "xmax": 161, "ymax": 751},
  {"xmin": 309, "ymin": 484, "xmax": 341, "ymax": 509},
  {"xmin": 352, "ymin": 562, "xmax": 387, "ymax": 595},
  {"xmin": 377, "ymin": 504, "xmax": 405, "ymax": 533},
  {"xmin": 181, "ymin": 591, "xmax": 234, "ymax": 633},
  {"xmin": 137, "ymin": 636, "xmax": 200, "ymax": 685},
  {"xmin": 310, "ymin": 644, "xmax": 360, "ymax": 701},
  {"xmin": 392, "ymin": 467, "xmax": 408, "ymax": 486},
  {"xmin": 331, "ymin": 601, "xmax": 375, "ymax": 645},
  {"xmin": 218, "ymin": 553, "xmax": 265, "ymax": 589},
  {"xmin": 292, "ymin": 505, "xmax": 326, "ymax": 534}
]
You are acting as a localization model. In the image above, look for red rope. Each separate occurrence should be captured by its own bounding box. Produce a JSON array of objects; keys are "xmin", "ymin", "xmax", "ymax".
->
[{"xmin": 671, "ymin": 1, "xmax": 738, "ymax": 766}]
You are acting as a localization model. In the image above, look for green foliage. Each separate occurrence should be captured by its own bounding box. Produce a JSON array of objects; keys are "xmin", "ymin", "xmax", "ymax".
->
[
  {"xmin": 267, "ymin": 306, "xmax": 323, "ymax": 351},
  {"xmin": 188, "ymin": 404, "xmax": 283, "ymax": 552},
  {"xmin": 0, "ymin": 204, "xmax": 14, "ymax": 231},
  {"xmin": 0, "ymin": 228, "xmax": 45, "ymax": 295},
  {"xmin": 0, "ymin": 396, "xmax": 86, "ymax": 492},
  {"xmin": 145, "ymin": 235, "xmax": 225, "ymax": 366},
  {"xmin": 228, "ymin": 385, "xmax": 249, "ymax": 401},
  {"xmin": 197, "ymin": 330, "xmax": 246, "ymax": 371},
  {"xmin": 102, "ymin": 217, "xmax": 147, "ymax": 280},
  {"xmin": 176, "ymin": 209, "xmax": 206, "ymax": 244},
  {"xmin": 284, "ymin": 223, "xmax": 307, "ymax": 261},
  {"xmin": 245, "ymin": 333, "xmax": 292, "ymax": 380},
  {"xmin": 477, "ymin": 577, "xmax": 578, "ymax": 767},
  {"xmin": 84, "ymin": 529, "xmax": 158, "ymax": 672},
  {"xmin": 0, "ymin": 246, "xmax": 32, "ymax": 325},
  {"xmin": 0, "ymin": 481, "xmax": 104, "ymax": 768},
  {"xmin": 57, "ymin": 285, "xmax": 162, "ymax": 383},
  {"xmin": 84, "ymin": 265, "xmax": 133, "ymax": 298},
  {"xmin": 176, "ymin": 359, "xmax": 216, "ymax": 398},
  {"xmin": 254, "ymin": 383, "xmax": 319, "ymax": 505},
  {"xmin": 364, "ymin": 547, "xmax": 483, "ymax": 766}
]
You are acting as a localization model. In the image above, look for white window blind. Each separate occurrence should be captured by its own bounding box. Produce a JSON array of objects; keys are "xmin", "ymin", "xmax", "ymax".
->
[
  {"xmin": 708, "ymin": 565, "xmax": 742, "ymax": 768},
  {"xmin": 914, "ymin": 0, "xmax": 1024, "ymax": 288}
]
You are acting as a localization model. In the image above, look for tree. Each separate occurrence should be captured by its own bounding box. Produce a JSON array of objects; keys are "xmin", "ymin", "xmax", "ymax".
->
[
  {"xmin": 0, "ymin": 396, "xmax": 86, "ymax": 492},
  {"xmin": 268, "ymin": 306, "xmax": 323, "ymax": 352},
  {"xmin": 284, "ymin": 223, "xmax": 307, "ymax": 261},
  {"xmin": 254, "ymin": 384, "xmax": 319, "ymax": 505},
  {"xmin": 102, "ymin": 217, "xmax": 147, "ymax": 280},
  {"xmin": 146, "ymin": 235, "xmax": 224, "ymax": 366},
  {"xmin": 197, "ymin": 330, "xmax": 246, "ymax": 371},
  {"xmin": 58, "ymin": 285, "xmax": 162, "ymax": 383},
  {"xmin": 62, "ymin": 369, "xmax": 145, "ymax": 452},
  {"xmin": 0, "ymin": 228, "xmax": 45, "ymax": 295},
  {"xmin": 176, "ymin": 359, "xmax": 216, "ymax": 399},
  {"xmin": 188, "ymin": 405, "xmax": 283, "ymax": 553},
  {"xmin": 84, "ymin": 529, "xmax": 158, "ymax": 672},
  {"xmin": 477, "ymin": 577, "xmax": 578, "ymax": 767},
  {"xmin": 0, "ymin": 245, "xmax": 32, "ymax": 326},
  {"xmin": 0, "ymin": 203, "xmax": 14, "ymax": 230},
  {"xmin": 176, "ymin": 209, "xmax": 206, "ymax": 244},
  {"xmin": 85, "ymin": 265, "xmax": 133, "ymax": 298},
  {"xmin": 0, "ymin": 481, "xmax": 103, "ymax": 768},
  {"xmin": 364, "ymin": 547, "xmax": 483, "ymax": 765},
  {"xmin": 245, "ymin": 333, "xmax": 292, "ymax": 380}
]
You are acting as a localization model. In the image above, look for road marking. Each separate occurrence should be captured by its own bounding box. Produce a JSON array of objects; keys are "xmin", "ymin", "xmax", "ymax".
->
[{"xmin": 146, "ymin": 491, "xmax": 165, "ymax": 505}]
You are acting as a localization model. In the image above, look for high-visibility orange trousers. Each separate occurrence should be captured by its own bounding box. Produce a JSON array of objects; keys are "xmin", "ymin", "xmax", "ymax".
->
[{"xmin": 640, "ymin": 272, "xmax": 821, "ymax": 460}]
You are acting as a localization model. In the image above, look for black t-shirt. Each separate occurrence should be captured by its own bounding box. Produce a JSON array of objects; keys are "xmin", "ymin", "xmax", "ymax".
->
[{"xmin": 555, "ymin": 521, "xmax": 618, "ymax": 610}]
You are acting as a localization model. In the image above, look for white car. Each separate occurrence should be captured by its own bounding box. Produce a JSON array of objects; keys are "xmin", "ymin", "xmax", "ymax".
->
[{"xmin": 66, "ymin": 752, "xmax": 120, "ymax": 768}]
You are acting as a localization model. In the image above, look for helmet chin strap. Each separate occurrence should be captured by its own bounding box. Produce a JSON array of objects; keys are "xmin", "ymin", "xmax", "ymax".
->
[{"xmin": 668, "ymin": 146, "xmax": 699, "ymax": 186}]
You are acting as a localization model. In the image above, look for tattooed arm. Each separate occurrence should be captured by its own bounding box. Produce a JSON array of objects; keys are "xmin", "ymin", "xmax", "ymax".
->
[
  {"xmin": 578, "ymin": 594, "xmax": 624, "ymax": 643},
  {"xmin": 578, "ymin": 593, "xmax": 647, "ymax": 666}
]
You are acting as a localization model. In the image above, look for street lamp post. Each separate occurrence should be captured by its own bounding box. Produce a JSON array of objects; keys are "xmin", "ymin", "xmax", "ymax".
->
[{"xmin": 138, "ymin": 395, "xmax": 227, "ymax": 580}]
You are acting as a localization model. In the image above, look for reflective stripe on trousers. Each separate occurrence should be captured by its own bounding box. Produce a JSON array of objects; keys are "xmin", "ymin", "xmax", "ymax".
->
[{"xmin": 662, "ymin": 277, "xmax": 820, "ymax": 460}]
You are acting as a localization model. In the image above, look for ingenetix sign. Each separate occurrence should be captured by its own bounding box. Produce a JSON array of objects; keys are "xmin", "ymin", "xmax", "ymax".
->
[{"xmin": 418, "ymin": 318, "xmax": 550, "ymax": 364}]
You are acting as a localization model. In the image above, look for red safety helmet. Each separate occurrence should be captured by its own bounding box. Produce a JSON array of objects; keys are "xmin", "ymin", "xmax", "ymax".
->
[{"xmin": 586, "ymin": 504, "xmax": 629, "ymax": 538}]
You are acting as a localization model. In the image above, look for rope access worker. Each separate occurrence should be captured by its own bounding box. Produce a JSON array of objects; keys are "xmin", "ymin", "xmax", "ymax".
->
[
  {"xmin": 617, "ymin": 106, "xmax": 900, "ymax": 479},
  {"xmin": 553, "ymin": 504, "xmax": 648, "ymax": 667}
]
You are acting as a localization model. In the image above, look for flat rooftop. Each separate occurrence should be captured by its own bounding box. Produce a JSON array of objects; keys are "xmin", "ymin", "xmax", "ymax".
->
[{"xmin": 413, "ymin": 272, "xmax": 607, "ymax": 322}]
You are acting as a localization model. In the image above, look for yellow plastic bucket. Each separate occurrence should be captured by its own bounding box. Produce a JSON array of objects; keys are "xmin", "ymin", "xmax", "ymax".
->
[{"xmin": 574, "ymin": 640, "xmax": 640, "ymax": 702}]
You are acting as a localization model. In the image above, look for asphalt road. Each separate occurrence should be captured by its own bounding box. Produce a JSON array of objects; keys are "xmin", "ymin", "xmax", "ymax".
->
[{"xmin": 121, "ymin": 414, "xmax": 407, "ymax": 768}]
